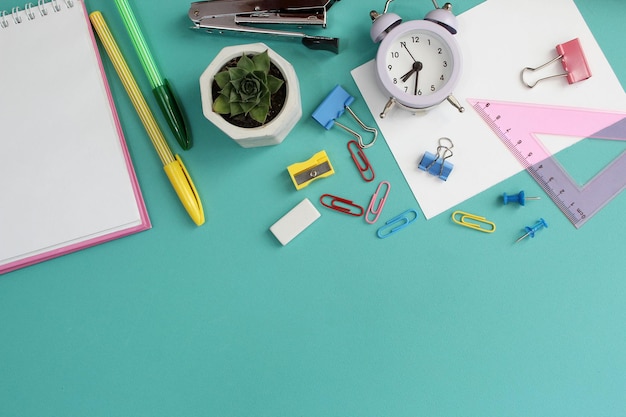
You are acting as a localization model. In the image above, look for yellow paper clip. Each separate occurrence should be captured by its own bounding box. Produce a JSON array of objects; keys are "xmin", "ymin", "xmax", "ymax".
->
[
  {"xmin": 288, "ymin": 150, "xmax": 335, "ymax": 190},
  {"xmin": 451, "ymin": 211, "xmax": 496, "ymax": 233}
]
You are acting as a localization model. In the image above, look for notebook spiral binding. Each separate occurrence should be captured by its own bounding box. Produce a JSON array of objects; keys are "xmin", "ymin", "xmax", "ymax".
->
[{"xmin": 0, "ymin": 0, "xmax": 74, "ymax": 28}]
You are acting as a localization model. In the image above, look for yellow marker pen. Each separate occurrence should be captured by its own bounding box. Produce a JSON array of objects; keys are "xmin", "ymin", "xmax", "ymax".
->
[{"xmin": 89, "ymin": 11, "xmax": 204, "ymax": 226}]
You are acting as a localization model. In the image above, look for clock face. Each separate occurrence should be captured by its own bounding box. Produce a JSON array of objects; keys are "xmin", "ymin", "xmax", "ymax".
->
[
  {"xmin": 375, "ymin": 20, "xmax": 461, "ymax": 109},
  {"xmin": 385, "ymin": 30, "xmax": 454, "ymax": 96}
]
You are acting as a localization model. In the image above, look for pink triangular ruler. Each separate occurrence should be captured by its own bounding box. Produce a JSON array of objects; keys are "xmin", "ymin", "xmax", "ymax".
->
[{"xmin": 469, "ymin": 99, "xmax": 626, "ymax": 228}]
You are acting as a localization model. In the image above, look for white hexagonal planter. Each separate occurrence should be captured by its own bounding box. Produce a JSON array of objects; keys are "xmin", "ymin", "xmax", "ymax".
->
[{"xmin": 199, "ymin": 43, "xmax": 302, "ymax": 148}]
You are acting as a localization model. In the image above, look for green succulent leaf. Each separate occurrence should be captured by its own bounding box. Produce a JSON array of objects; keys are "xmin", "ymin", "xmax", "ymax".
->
[
  {"xmin": 250, "ymin": 102, "xmax": 270, "ymax": 124},
  {"xmin": 212, "ymin": 94, "xmax": 231, "ymax": 114},
  {"xmin": 230, "ymin": 78, "xmax": 242, "ymax": 93},
  {"xmin": 239, "ymin": 100, "xmax": 258, "ymax": 114},
  {"xmin": 214, "ymin": 70, "xmax": 231, "ymax": 89},
  {"xmin": 237, "ymin": 53, "xmax": 255, "ymax": 72},
  {"xmin": 252, "ymin": 70, "xmax": 268, "ymax": 85},
  {"xmin": 266, "ymin": 74, "xmax": 284, "ymax": 94},
  {"xmin": 229, "ymin": 102, "xmax": 245, "ymax": 117},
  {"xmin": 252, "ymin": 50, "xmax": 270, "ymax": 73},
  {"xmin": 260, "ymin": 91, "xmax": 271, "ymax": 106},
  {"xmin": 228, "ymin": 67, "xmax": 247, "ymax": 81}
]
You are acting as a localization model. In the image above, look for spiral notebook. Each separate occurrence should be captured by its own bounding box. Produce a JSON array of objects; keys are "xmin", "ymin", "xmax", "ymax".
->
[{"xmin": 0, "ymin": 0, "xmax": 151, "ymax": 274}]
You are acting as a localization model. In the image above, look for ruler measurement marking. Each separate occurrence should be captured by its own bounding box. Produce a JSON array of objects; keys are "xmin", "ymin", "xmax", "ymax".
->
[
  {"xmin": 474, "ymin": 100, "xmax": 582, "ymax": 223},
  {"xmin": 471, "ymin": 100, "xmax": 626, "ymax": 228},
  {"xmin": 528, "ymin": 167, "xmax": 581, "ymax": 225}
]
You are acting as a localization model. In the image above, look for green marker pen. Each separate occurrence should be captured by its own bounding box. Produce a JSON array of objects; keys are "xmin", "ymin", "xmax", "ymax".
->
[{"xmin": 114, "ymin": 0, "xmax": 192, "ymax": 150}]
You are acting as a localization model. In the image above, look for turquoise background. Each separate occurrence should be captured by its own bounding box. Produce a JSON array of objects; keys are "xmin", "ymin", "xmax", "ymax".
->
[{"xmin": 2, "ymin": 0, "xmax": 626, "ymax": 415}]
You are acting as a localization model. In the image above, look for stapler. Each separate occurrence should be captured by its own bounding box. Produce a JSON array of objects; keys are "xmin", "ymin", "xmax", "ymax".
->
[{"xmin": 188, "ymin": 0, "xmax": 340, "ymax": 53}]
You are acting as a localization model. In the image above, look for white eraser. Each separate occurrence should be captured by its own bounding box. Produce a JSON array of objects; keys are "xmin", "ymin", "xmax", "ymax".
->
[{"xmin": 270, "ymin": 198, "xmax": 321, "ymax": 245}]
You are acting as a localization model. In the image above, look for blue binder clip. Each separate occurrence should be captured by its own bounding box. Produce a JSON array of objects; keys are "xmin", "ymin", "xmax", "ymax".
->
[
  {"xmin": 312, "ymin": 85, "xmax": 378, "ymax": 148},
  {"xmin": 418, "ymin": 137, "xmax": 454, "ymax": 181}
]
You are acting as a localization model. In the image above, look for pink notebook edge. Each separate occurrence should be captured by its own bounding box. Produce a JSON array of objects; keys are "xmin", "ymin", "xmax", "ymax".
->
[{"xmin": 0, "ymin": 0, "xmax": 151, "ymax": 275}]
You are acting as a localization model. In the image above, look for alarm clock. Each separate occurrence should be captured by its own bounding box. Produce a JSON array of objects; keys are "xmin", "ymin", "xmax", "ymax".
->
[{"xmin": 370, "ymin": 0, "xmax": 464, "ymax": 118}]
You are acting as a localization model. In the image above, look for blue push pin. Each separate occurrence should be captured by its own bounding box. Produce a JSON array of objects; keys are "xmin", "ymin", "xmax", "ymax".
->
[
  {"xmin": 312, "ymin": 85, "xmax": 378, "ymax": 148},
  {"xmin": 516, "ymin": 218, "xmax": 548, "ymax": 243},
  {"xmin": 503, "ymin": 190, "xmax": 540, "ymax": 206}
]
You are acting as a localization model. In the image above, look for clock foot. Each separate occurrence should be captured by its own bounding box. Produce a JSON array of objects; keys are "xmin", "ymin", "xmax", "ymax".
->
[
  {"xmin": 380, "ymin": 97, "xmax": 396, "ymax": 118},
  {"xmin": 447, "ymin": 95, "xmax": 465, "ymax": 112}
]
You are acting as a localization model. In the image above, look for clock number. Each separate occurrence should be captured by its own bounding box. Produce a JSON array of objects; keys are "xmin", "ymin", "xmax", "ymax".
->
[
  {"xmin": 418, "ymin": 89, "xmax": 422, "ymax": 96},
  {"xmin": 431, "ymin": 85, "xmax": 436, "ymax": 92},
  {"xmin": 443, "ymin": 61, "xmax": 448, "ymax": 68},
  {"xmin": 412, "ymin": 36, "xmax": 419, "ymax": 43},
  {"xmin": 440, "ymin": 75, "xmax": 445, "ymax": 81},
  {"xmin": 393, "ymin": 78, "xmax": 398, "ymax": 84},
  {"xmin": 438, "ymin": 47, "xmax": 442, "ymax": 54},
  {"xmin": 388, "ymin": 64, "xmax": 393, "ymax": 71},
  {"xmin": 390, "ymin": 51, "xmax": 399, "ymax": 59}
]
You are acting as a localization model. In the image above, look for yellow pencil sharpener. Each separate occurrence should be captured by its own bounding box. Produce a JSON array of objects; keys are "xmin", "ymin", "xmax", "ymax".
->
[{"xmin": 287, "ymin": 150, "xmax": 335, "ymax": 190}]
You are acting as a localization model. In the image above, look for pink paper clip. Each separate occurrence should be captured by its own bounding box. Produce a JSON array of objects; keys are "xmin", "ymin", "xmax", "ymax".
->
[
  {"xmin": 521, "ymin": 38, "xmax": 591, "ymax": 88},
  {"xmin": 320, "ymin": 194, "xmax": 364, "ymax": 217},
  {"xmin": 365, "ymin": 181, "xmax": 390, "ymax": 224},
  {"xmin": 347, "ymin": 140, "xmax": 375, "ymax": 182}
]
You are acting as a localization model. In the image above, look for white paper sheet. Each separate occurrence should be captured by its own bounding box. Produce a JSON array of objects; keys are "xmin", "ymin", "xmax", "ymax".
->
[{"xmin": 351, "ymin": 0, "xmax": 626, "ymax": 219}]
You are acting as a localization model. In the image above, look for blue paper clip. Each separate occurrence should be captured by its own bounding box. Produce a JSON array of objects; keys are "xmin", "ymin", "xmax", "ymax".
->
[
  {"xmin": 377, "ymin": 209, "xmax": 419, "ymax": 239},
  {"xmin": 418, "ymin": 137, "xmax": 454, "ymax": 180},
  {"xmin": 347, "ymin": 140, "xmax": 375, "ymax": 182},
  {"xmin": 365, "ymin": 180, "xmax": 390, "ymax": 224},
  {"xmin": 320, "ymin": 194, "xmax": 364, "ymax": 217},
  {"xmin": 312, "ymin": 85, "xmax": 378, "ymax": 148}
]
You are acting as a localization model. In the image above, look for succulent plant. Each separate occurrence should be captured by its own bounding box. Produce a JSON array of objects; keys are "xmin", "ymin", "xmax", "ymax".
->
[{"xmin": 212, "ymin": 50, "xmax": 284, "ymax": 125}]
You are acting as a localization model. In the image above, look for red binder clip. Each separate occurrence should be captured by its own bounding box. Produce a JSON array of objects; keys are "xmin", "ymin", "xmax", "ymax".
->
[{"xmin": 521, "ymin": 38, "xmax": 591, "ymax": 88}]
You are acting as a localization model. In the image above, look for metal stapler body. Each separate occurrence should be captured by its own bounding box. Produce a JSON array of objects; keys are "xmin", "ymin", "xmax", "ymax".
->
[{"xmin": 188, "ymin": 0, "xmax": 340, "ymax": 53}]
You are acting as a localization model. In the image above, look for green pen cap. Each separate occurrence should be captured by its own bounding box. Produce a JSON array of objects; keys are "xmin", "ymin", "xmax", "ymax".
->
[
  {"xmin": 153, "ymin": 80, "xmax": 191, "ymax": 150},
  {"xmin": 115, "ymin": 0, "xmax": 192, "ymax": 149}
]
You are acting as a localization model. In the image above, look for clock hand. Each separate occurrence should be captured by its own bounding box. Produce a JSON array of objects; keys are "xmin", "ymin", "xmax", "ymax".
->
[
  {"xmin": 400, "ymin": 67, "xmax": 416, "ymax": 83},
  {"xmin": 414, "ymin": 64, "xmax": 420, "ymax": 95},
  {"xmin": 401, "ymin": 43, "xmax": 418, "ymax": 63},
  {"xmin": 401, "ymin": 60, "xmax": 423, "ymax": 83},
  {"xmin": 400, "ymin": 43, "xmax": 421, "ymax": 82}
]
